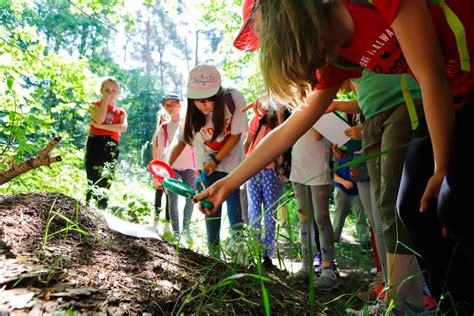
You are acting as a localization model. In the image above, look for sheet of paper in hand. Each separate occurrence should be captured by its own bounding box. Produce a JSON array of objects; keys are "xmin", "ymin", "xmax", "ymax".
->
[{"xmin": 313, "ymin": 112, "xmax": 361, "ymax": 154}]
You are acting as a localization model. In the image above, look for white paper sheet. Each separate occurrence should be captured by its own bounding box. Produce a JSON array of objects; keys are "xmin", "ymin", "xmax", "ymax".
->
[
  {"xmin": 313, "ymin": 112, "xmax": 351, "ymax": 146},
  {"xmin": 100, "ymin": 210, "xmax": 160, "ymax": 239}
]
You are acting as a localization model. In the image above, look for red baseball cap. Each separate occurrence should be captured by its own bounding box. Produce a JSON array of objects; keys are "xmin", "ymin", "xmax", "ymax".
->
[{"xmin": 233, "ymin": 0, "xmax": 259, "ymax": 52}]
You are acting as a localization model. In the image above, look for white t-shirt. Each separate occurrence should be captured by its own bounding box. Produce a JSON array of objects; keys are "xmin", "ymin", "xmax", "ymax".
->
[
  {"xmin": 289, "ymin": 125, "xmax": 331, "ymax": 185},
  {"xmin": 156, "ymin": 120, "xmax": 195, "ymax": 170},
  {"xmin": 177, "ymin": 89, "xmax": 248, "ymax": 173}
]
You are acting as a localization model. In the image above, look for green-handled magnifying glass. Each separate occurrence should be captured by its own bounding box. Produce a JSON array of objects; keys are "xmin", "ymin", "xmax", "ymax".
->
[{"xmin": 162, "ymin": 178, "xmax": 214, "ymax": 210}]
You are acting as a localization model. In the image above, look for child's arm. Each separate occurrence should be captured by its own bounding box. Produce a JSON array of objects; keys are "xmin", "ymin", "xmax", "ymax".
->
[
  {"xmin": 167, "ymin": 140, "xmax": 186, "ymax": 167},
  {"xmin": 244, "ymin": 132, "xmax": 256, "ymax": 154},
  {"xmin": 152, "ymin": 134, "xmax": 158, "ymax": 160},
  {"xmin": 325, "ymin": 99, "xmax": 361, "ymax": 114},
  {"xmin": 154, "ymin": 125, "xmax": 166, "ymax": 161},
  {"xmin": 334, "ymin": 173, "xmax": 354, "ymax": 190},
  {"xmin": 311, "ymin": 128, "xmax": 323, "ymax": 141},
  {"xmin": 90, "ymin": 92, "xmax": 113, "ymax": 123},
  {"xmin": 204, "ymin": 133, "xmax": 242, "ymax": 175},
  {"xmin": 90, "ymin": 112, "xmax": 128, "ymax": 133},
  {"xmin": 194, "ymin": 84, "xmax": 341, "ymax": 214},
  {"xmin": 391, "ymin": 0, "xmax": 454, "ymax": 212},
  {"xmin": 344, "ymin": 124, "xmax": 362, "ymax": 141}
]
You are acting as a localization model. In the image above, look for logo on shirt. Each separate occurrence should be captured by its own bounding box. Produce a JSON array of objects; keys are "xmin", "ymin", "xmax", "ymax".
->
[
  {"xmin": 200, "ymin": 117, "xmax": 232, "ymax": 153},
  {"xmin": 359, "ymin": 28, "xmax": 410, "ymax": 74},
  {"xmin": 359, "ymin": 28, "xmax": 396, "ymax": 67},
  {"xmin": 105, "ymin": 112, "xmax": 115, "ymax": 124}
]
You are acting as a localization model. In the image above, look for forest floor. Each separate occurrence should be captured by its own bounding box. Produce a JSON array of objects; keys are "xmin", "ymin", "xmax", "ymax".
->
[{"xmin": 0, "ymin": 192, "xmax": 375, "ymax": 315}]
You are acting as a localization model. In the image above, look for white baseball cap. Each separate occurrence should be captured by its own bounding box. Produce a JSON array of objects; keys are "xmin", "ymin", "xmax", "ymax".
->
[{"xmin": 186, "ymin": 65, "xmax": 222, "ymax": 99}]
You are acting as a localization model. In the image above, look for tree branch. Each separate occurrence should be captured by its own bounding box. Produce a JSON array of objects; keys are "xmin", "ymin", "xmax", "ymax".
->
[{"xmin": 0, "ymin": 136, "xmax": 62, "ymax": 185}]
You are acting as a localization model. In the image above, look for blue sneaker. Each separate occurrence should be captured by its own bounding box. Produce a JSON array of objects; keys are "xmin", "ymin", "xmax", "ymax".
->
[
  {"xmin": 314, "ymin": 255, "xmax": 339, "ymax": 277},
  {"xmin": 314, "ymin": 252, "xmax": 323, "ymax": 275}
]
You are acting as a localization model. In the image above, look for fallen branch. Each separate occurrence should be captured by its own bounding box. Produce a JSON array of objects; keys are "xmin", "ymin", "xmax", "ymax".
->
[{"xmin": 0, "ymin": 136, "xmax": 62, "ymax": 185}]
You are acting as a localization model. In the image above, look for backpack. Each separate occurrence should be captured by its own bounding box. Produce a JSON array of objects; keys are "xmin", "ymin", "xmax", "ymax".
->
[
  {"xmin": 224, "ymin": 89, "xmax": 236, "ymax": 114},
  {"xmin": 274, "ymin": 108, "xmax": 292, "ymax": 183},
  {"xmin": 162, "ymin": 123, "xmax": 169, "ymax": 147},
  {"xmin": 249, "ymin": 108, "xmax": 292, "ymax": 182}
]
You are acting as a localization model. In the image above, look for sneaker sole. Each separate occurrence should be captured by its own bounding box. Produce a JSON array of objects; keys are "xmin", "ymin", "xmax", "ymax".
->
[{"xmin": 315, "ymin": 282, "xmax": 339, "ymax": 292}]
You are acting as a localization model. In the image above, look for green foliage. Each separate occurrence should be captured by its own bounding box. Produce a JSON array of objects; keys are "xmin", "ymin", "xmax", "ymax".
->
[
  {"xmin": 119, "ymin": 72, "xmax": 163, "ymax": 167},
  {"xmin": 197, "ymin": 0, "xmax": 261, "ymax": 103},
  {"xmin": 111, "ymin": 193, "xmax": 153, "ymax": 224},
  {"xmin": 31, "ymin": 0, "xmax": 124, "ymax": 58},
  {"xmin": 0, "ymin": 25, "xmax": 97, "ymax": 158},
  {"xmin": 106, "ymin": 164, "xmax": 155, "ymax": 224}
]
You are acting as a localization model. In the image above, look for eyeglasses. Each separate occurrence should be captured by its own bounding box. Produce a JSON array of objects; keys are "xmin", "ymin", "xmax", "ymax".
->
[{"xmin": 163, "ymin": 101, "xmax": 179, "ymax": 108}]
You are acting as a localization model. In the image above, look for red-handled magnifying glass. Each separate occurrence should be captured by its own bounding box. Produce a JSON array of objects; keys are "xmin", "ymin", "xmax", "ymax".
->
[{"xmin": 148, "ymin": 160, "xmax": 175, "ymax": 180}]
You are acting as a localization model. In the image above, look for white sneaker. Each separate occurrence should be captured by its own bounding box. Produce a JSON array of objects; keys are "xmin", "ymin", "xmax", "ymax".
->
[
  {"xmin": 314, "ymin": 269, "xmax": 338, "ymax": 291},
  {"xmin": 291, "ymin": 268, "xmax": 310, "ymax": 283},
  {"xmin": 370, "ymin": 267, "xmax": 378, "ymax": 276},
  {"xmin": 346, "ymin": 302, "xmax": 399, "ymax": 316}
]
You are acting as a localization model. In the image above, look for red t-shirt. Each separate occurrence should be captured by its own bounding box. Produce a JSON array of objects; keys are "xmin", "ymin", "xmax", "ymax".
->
[
  {"xmin": 316, "ymin": 0, "xmax": 474, "ymax": 109},
  {"xmin": 89, "ymin": 101, "xmax": 125, "ymax": 142}
]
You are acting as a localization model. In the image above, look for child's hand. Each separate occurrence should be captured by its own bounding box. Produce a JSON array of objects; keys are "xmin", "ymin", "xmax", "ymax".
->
[
  {"xmin": 344, "ymin": 125, "xmax": 362, "ymax": 140},
  {"xmin": 153, "ymin": 178, "xmax": 162, "ymax": 189},
  {"xmin": 331, "ymin": 144, "xmax": 345, "ymax": 159},
  {"xmin": 101, "ymin": 88, "xmax": 117, "ymax": 103},
  {"xmin": 102, "ymin": 90, "xmax": 113, "ymax": 102},
  {"xmin": 241, "ymin": 99, "xmax": 264, "ymax": 116},
  {"xmin": 203, "ymin": 160, "xmax": 218, "ymax": 176},
  {"xmin": 193, "ymin": 178, "xmax": 230, "ymax": 215},
  {"xmin": 342, "ymin": 179, "xmax": 354, "ymax": 190},
  {"xmin": 90, "ymin": 120, "xmax": 101, "ymax": 128},
  {"xmin": 419, "ymin": 171, "xmax": 444, "ymax": 213}
]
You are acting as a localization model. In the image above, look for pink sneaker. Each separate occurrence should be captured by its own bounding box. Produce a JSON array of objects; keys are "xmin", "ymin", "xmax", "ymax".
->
[{"xmin": 356, "ymin": 282, "xmax": 386, "ymax": 302}]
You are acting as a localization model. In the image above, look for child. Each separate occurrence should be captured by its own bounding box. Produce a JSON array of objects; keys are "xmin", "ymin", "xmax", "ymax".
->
[
  {"xmin": 331, "ymin": 143, "xmax": 370, "ymax": 250},
  {"xmin": 198, "ymin": 1, "xmax": 474, "ymax": 313},
  {"xmin": 290, "ymin": 126, "xmax": 337, "ymax": 291},
  {"xmin": 167, "ymin": 65, "xmax": 247, "ymax": 257},
  {"xmin": 243, "ymin": 98, "xmax": 280, "ymax": 269},
  {"xmin": 85, "ymin": 77, "xmax": 127, "ymax": 210},
  {"xmin": 152, "ymin": 108, "xmax": 170, "ymax": 225},
  {"xmin": 329, "ymin": 70, "xmax": 438, "ymax": 307},
  {"xmin": 153, "ymin": 93, "xmax": 196, "ymax": 241}
]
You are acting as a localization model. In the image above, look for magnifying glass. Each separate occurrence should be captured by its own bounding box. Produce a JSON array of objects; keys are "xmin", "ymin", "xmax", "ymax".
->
[
  {"xmin": 162, "ymin": 178, "xmax": 214, "ymax": 209},
  {"xmin": 148, "ymin": 160, "xmax": 175, "ymax": 181},
  {"xmin": 148, "ymin": 160, "xmax": 213, "ymax": 209}
]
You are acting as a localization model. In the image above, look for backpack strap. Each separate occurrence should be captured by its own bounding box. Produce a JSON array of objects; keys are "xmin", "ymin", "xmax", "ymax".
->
[
  {"xmin": 249, "ymin": 114, "xmax": 266, "ymax": 150},
  {"xmin": 428, "ymin": 0, "xmax": 470, "ymax": 71},
  {"xmin": 162, "ymin": 123, "xmax": 169, "ymax": 148},
  {"xmin": 225, "ymin": 89, "xmax": 236, "ymax": 114},
  {"xmin": 400, "ymin": 74, "xmax": 419, "ymax": 130}
]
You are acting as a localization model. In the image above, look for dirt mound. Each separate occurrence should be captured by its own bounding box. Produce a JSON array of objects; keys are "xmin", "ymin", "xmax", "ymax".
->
[{"xmin": 1, "ymin": 192, "xmax": 335, "ymax": 315}]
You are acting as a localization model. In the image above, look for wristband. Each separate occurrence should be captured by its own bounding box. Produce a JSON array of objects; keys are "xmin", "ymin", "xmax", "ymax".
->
[{"xmin": 210, "ymin": 154, "xmax": 221, "ymax": 165}]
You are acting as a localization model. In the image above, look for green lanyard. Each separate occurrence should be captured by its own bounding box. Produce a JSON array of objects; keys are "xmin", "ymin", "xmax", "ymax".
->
[
  {"xmin": 400, "ymin": 74, "xmax": 419, "ymax": 130},
  {"xmin": 429, "ymin": 0, "xmax": 470, "ymax": 71}
]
